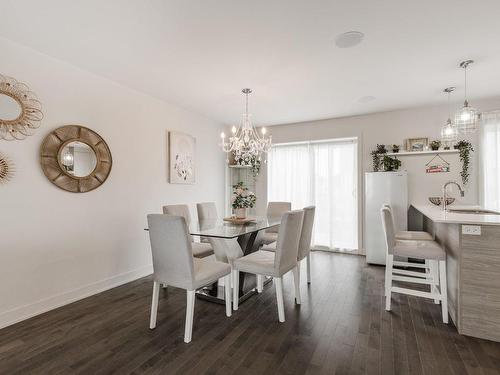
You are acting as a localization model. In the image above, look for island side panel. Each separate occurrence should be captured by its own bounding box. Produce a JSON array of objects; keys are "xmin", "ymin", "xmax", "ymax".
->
[
  {"xmin": 434, "ymin": 222, "xmax": 461, "ymax": 329},
  {"xmin": 460, "ymin": 225, "xmax": 500, "ymax": 342}
]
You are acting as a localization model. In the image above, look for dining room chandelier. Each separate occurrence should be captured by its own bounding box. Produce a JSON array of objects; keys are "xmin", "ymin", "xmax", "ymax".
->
[
  {"xmin": 454, "ymin": 60, "xmax": 479, "ymax": 134},
  {"xmin": 441, "ymin": 87, "xmax": 458, "ymax": 144},
  {"xmin": 220, "ymin": 88, "xmax": 271, "ymax": 162}
]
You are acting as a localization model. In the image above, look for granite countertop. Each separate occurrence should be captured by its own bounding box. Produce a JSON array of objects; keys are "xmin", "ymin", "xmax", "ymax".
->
[{"xmin": 411, "ymin": 204, "xmax": 500, "ymax": 226}]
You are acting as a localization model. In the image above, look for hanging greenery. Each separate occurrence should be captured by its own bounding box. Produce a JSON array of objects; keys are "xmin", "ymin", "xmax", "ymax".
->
[
  {"xmin": 455, "ymin": 140, "xmax": 474, "ymax": 186},
  {"xmin": 370, "ymin": 144, "xmax": 387, "ymax": 171}
]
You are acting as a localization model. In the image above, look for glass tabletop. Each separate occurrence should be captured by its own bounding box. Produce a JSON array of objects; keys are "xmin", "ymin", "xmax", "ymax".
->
[{"xmin": 188, "ymin": 216, "xmax": 281, "ymax": 238}]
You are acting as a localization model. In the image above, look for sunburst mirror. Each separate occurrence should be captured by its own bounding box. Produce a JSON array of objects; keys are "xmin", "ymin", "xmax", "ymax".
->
[
  {"xmin": 0, "ymin": 153, "xmax": 15, "ymax": 183},
  {"xmin": 40, "ymin": 125, "xmax": 112, "ymax": 193},
  {"xmin": 0, "ymin": 74, "xmax": 43, "ymax": 141}
]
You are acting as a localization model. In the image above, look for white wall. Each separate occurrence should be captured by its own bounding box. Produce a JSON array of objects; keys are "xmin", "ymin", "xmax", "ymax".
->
[
  {"xmin": 0, "ymin": 37, "xmax": 225, "ymax": 328},
  {"xmin": 256, "ymin": 97, "xmax": 500, "ymax": 249}
]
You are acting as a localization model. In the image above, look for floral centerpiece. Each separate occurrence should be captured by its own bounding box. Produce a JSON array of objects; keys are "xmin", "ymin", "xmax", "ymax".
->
[{"xmin": 231, "ymin": 181, "xmax": 256, "ymax": 219}]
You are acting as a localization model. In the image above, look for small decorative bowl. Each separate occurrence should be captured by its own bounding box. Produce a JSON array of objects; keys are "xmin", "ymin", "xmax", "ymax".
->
[{"xmin": 428, "ymin": 197, "xmax": 455, "ymax": 206}]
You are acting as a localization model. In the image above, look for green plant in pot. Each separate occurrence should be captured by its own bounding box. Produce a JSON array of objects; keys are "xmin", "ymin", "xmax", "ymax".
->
[
  {"xmin": 382, "ymin": 155, "xmax": 402, "ymax": 171},
  {"xmin": 455, "ymin": 140, "xmax": 473, "ymax": 185},
  {"xmin": 430, "ymin": 140, "xmax": 441, "ymax": 151},
  {"xmin": 371, "ymin": 144, "xmax": 387, "ymax": 171},
  {"xmin": 392, "ymin": 144, "xmax": 400, "ymax": 153},
  {"xmin": 231, "ymin": 181, "xmax": 256, "ymax": 219}
]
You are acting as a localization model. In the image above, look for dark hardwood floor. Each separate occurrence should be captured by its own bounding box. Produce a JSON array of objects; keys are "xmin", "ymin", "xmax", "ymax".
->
[{"xmin": 1, "ymin": 252, "xmax": 500, "ymax": 375}]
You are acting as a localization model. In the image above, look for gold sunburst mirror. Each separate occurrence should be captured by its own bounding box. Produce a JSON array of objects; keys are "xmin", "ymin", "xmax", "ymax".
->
[
  {"xmin": 0, "ymin": 153, "xmax": 15, "ymax": 183},
  {"xmin": 0, "ymin": 73, "xmax": 43, "ymax": 141}
]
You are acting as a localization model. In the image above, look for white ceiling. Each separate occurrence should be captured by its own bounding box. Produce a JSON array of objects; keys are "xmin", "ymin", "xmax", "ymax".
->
[{"xmin": 1, "ymin": 0, "xmax": 500, "ymax": 126}]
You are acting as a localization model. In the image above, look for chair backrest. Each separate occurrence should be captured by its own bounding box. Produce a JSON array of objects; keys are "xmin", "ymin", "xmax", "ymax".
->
[
  {"xmin": 383, "ymin": 204, "xmax": 398, "ymax": 235},
  {"xmin": 147, "ymin": 214, "xmax": 195, "ymax": 289},
  {"xmin": 274, "ymin": 210, "xmax": 304, "ymax": 275},
  {"xmin": 380, "ymin": 207, "xmax": 396, "ymax": 255},
  {"xmin": 297, "ymin": 206, "xmax": 316, "ymax": 260},
  {"xmin": 162, "ymin": 204, "xmax": 191, "ymax": 226},
  {"xmin": 266, "ymin": 201, "xmax": 292, "ymax": 233},
  {"xmin": 197, "ymin": 202, "xmax": 218, "ymax": 221}
]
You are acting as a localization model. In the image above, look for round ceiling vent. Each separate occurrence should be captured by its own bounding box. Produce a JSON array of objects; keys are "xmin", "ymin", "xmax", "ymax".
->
[{"xmin": 335, "ymin": 31, "xmax": 364, "ymax": 48}]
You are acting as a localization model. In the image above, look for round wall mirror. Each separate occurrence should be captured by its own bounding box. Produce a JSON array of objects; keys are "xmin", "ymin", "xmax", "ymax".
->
[
  {"xmin": 0, "ymin": 94, "xmax": 22, "ymax": 121},
  {"xmin": 40, "ymin": 125, "xmax": 112, "ymax": 193},
  {"xmin": 58, "ymin": 141, "xmax": 98, "ymax": 178},
  {"xmin": 0, "ymin": 74, "xmax": 43, "ymax": 140}
]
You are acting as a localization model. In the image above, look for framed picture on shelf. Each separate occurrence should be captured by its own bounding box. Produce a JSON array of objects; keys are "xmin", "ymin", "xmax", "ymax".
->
[{"xmin": 406, "ymin": 137, "xmax": 428, "ymax": 152}]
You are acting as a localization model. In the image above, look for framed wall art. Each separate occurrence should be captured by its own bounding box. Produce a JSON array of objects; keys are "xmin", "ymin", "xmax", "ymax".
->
[{"xmin": 168, "ymin": 131, "xmax": 195, "ymax": 184}]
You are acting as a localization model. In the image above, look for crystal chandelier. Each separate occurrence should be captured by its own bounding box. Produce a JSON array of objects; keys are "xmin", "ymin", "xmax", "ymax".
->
[
  {"xmin": 441, "ymin": 87, "xmax": 458, "ymax": 145},
  {"xmin": 454, "ymin": 60, "xmax": 479, "ymax": 134},
  {"xmin": 220, "ymin": 88, "xmax": 271, "ymax": 163}
]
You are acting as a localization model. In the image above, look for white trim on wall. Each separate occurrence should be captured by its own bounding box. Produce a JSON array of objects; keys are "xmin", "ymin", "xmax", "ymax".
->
[{"xmin": 0, "ymin": 265, "xmax": 153, "ymax": 330}]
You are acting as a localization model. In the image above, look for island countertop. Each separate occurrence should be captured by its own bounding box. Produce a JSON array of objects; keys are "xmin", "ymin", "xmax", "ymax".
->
[{"xmin": 411, "ymin": 204, "xmax": 500, "ymax": 226}]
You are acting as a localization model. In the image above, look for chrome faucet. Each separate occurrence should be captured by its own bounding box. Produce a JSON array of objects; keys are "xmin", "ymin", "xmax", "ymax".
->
[{"xmin": 442, "ymin": 181, "xmax": 465, "ymax": 211}]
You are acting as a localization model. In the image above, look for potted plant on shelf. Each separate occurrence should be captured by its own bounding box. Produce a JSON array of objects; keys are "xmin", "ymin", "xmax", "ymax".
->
[
  {"xmin": 232, "ymin": 181, "xmax": 256, "ymax": 219},
  {"xmin": 430, "ymin": 140, "xmax": 441, "ymax": 151},
  {"xmin": 370, "ymin": 144, "xmax": 387, "ymax": 171},
  {"xmin": 233, "ymin": 151, "xmax": 262, "ymax": 178},
  {"xmin": 382, "ymin": 155, "xmax": 402, "ymax": 171},
  {"xmin": 392, "ymin": 144, "xmax": 400, "ymax": 153}
]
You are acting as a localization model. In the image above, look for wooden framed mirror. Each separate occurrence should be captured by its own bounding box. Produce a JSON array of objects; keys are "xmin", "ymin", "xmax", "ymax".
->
[
  {"xmin": 40, "ymin": 125, "xmax": 112, "ymax": 193},
  {"xmin": 0, "ymin": 73, "xmax": 43, "ymax": 141}
]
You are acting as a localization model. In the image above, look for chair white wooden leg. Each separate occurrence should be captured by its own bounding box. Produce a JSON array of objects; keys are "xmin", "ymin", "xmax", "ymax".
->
[
  {"xmin": 306, "ymin": 254, "xmax": 311, "ymax": 284},
  {"xmin": 224, "ymin": 274, "xmax": 232, "ymax": 317},
  {"xmin": 430, "ymin": 260, "xmax": 440, "ymax": 304},
  {"xmin": 233, "ymin": 270, "xmax": 240, "ymax": 311},
  {"xmin": 275, "ymin": 277, "xmax": 285, "ymax": 322},
  {"xmin": 439, "ymin": 260, "xmax": 448, "ymax": 324},
  {"xmin": 149, "ymin": 281, "xmax": 160, "ymax": 329},
  {"xmin": 184, "ymin": 290, "xmax": 195, "ymax": 343},
  {"xmin": 385, "ymin": 255, "xmax": 393, "ymax": 311},
  {"xmin": 257, "ymin": 275, "xmax": 263, "ymax": 293},
  {"xmin": 292, "ymin": 266, "xmax": 301, "ymax": 305}
]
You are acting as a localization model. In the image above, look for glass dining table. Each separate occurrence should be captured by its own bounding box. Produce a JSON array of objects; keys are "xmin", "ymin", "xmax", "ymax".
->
[{"xmin": 145, "ymin": 216, "xmax": 281, "ymax": 304}]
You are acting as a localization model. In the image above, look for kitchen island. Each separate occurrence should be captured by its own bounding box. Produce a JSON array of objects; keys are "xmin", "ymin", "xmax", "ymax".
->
[{"xmin": 410, "ymin": 204, "xmax": 500, "ymax": 342}]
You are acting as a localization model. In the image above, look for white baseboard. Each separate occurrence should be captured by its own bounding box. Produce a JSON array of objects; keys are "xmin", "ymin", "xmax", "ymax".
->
[{"xmin": 0, "ymin": 264, "xmax": 153, "ymax": 330}]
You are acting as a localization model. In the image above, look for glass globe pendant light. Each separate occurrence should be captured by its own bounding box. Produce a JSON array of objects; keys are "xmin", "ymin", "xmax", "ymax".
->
[
  {"xmin": 455, "ymin": 60, "xmax": 479, "ymax": 134},
  {"xmin": 441, "ymin": 87, "xmax": 458, "ymax": 145}
]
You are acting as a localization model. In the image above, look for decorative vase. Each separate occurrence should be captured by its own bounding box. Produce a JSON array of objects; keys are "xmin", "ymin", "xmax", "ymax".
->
[{"xmin": 235, "ymin": 208, "xmax": 247, "ymax": 219}]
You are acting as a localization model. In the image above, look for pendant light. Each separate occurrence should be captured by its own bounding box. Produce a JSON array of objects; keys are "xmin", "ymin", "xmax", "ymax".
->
[
  {"xmin": 441, "ymin": 87, "xmax": 458, "ymax": 145},
  {"xmin": 454, "ymin": 60, "xmax": 479, "ymax": 133}
]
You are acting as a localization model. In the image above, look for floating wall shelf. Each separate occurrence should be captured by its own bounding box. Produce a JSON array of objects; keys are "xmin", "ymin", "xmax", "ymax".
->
[{"xmin": 386, "ymin": 149, "xmax": 459, "ymax": 157}]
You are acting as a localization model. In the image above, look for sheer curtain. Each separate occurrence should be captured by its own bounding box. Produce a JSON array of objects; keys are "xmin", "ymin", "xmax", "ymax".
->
[
  {"xmin": 481, "ymin": 111, "xmax": 500, "ymax": 210},
  {"xmin": 267, "ymin": 139, "xmax": 358, "ymax": 250}
]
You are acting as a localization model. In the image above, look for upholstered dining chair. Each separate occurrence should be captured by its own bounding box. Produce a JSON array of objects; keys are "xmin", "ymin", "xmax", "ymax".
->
[
  {"xmin": 262, "ymin": 206, "xmax": 315, "ymax": 285},
  {"xmin": 232, "ymin": 210, "xmax": 304, "ymax": 322},
  {"xmin": 147, "ymin": 214, "xmax": 232, "ymax": 343},
  {"xmin": 162, "ymin": 204, "xmax": 214, "ymax": 258},
  {"xmin": 196, "ymin": 202, "xmax": 218, "ymax": 221},
  {"xmin": 380, "ymin": 207, "xmax": 448, "ymax": 323},
  {"xmin": 261, "ymin": 201, "xmax": 292, "ymax": 245}
]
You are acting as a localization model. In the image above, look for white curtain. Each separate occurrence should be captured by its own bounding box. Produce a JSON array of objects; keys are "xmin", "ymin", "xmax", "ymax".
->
[
  {"xmin": 267, "ymin": 139, "xmax": 358, "ymax": 250},
  {"xmin": 481, "ymin": 111, "xmax": 500, "ymax": 210}
]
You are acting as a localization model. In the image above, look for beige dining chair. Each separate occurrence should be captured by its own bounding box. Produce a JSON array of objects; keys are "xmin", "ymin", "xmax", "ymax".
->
[
  {"xmin": 383, "ymin": 204, "xmax": 434, "ymax": 241},
  {"xmin": 380, "ymin": 207, "xmax": 448, "ymax": 323},
  {"xmin": 262, "ymin": 206, "xmax": 315, "ymax": 285},
  {"xmin": 163, "ymin": 204, "xmax": 214, "ymax": 258},
  {"xmin": 232, "ymin": 210, "xmax": 304, "ymax": 322},
  {"xmin": 196, "ymin": 202, "xmax": 218, "ymax": 221},
  {"xmin": 261, "ymin": 201, "xmax": 291, "ymax": 245},
  {"xmin": 147, "ymin": 214, "xmax": 232, "ymax": 343}
]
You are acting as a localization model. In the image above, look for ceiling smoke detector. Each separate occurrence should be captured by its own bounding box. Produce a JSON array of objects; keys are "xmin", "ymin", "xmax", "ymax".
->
[{"xmin": 335, "ymin": 31, "xmax": 364, "ymax": 48}]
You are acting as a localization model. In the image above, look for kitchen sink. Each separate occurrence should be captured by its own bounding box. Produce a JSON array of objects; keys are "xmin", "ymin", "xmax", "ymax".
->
[{"xmin": 447, "ymin": 208, "xmax": 500, "ymax": 215}]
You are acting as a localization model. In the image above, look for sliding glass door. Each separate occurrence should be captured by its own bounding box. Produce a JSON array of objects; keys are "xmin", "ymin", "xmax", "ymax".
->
[{"xmin": 267, "ymin": 138, "xmax": 358, "ymax": 250}]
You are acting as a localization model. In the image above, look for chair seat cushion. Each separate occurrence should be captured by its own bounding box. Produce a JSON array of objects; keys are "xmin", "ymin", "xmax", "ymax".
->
[
  {"xmin": 192, "ymin": 242, "xmax": 214, "ymax": 258},
  {"xmin": 233, "ymin": 250, "xmax": 277, "ymax": 276},
  {"xmin": 261, "ymin": 232, "xmax": 278, "ymax": 245},
  {"xmin": 261, "ymin": 241, "xmax": 276, "ymax": 251},
  {"xmin": 192, "ymin": 258, "xmax": 231, "ymax": 290},
  {"xmin": 395, "ymin": 231, "xmax": 433, "ymax": 241},
  {"xmin": 393, "ymin": 240, "xmax": 445, "ymax": 261}
]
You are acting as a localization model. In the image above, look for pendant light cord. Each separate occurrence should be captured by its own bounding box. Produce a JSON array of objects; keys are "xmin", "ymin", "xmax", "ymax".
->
[{"xmin": 464, "ymin": 65, "xmax": 468, "ymax": 101}]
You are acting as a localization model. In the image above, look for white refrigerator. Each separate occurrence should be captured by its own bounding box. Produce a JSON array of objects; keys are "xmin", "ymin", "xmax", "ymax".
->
[{"xmin": 364, "ymin": 171, "xmax": 408, "ymax": 265}]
